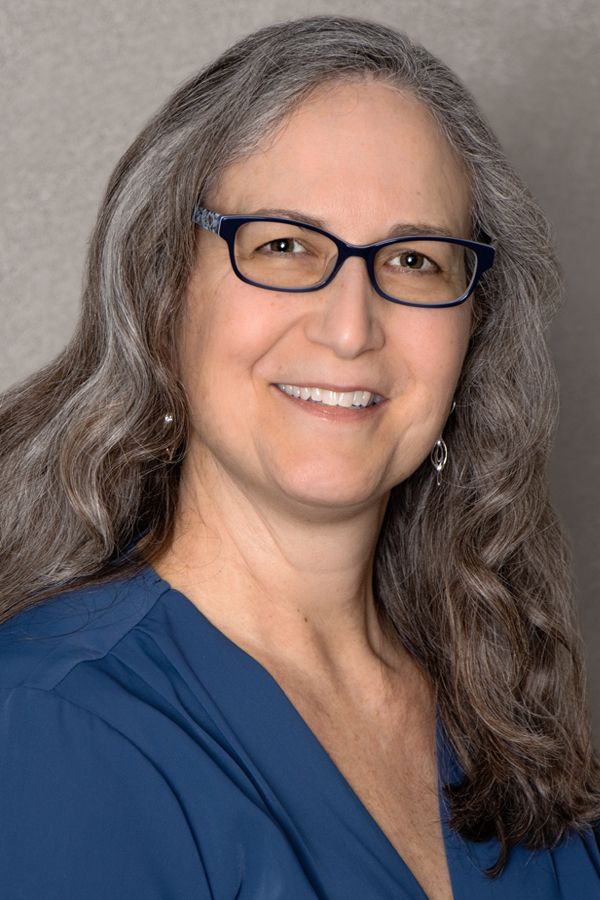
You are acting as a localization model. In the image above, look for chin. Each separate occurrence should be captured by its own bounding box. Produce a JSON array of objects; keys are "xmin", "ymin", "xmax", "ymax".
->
[{"xmin": 270, "ymin": 465, "xmax": 386, "ymax": 512}]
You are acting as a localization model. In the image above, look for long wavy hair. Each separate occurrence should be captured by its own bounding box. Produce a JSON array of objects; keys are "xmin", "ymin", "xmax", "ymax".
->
[{"xmin": 1, "ymin": 14, "xmax": 598, "ymax": 876}]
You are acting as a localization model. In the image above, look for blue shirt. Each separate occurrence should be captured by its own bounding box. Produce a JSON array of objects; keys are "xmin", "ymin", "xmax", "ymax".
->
[{"xmin": 1, "ymin": 563, "xmax": 599, "ymax": 898}]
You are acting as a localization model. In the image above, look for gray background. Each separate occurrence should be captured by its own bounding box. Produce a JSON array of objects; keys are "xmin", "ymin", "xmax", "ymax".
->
[{"xmin": 2, "ymin": 1, "xmax": 599, "ymax": 737}]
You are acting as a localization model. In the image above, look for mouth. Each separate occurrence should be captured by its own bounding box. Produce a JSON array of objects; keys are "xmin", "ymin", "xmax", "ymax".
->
[{"xmin": 275, "ymin": 383, "xmax": 386, "ymax": 409}]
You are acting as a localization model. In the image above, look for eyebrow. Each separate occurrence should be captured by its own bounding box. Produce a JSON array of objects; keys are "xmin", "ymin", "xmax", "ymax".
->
[{"xmin": 248, "ymin": 207, "xmax": 463, "ymax": 240}]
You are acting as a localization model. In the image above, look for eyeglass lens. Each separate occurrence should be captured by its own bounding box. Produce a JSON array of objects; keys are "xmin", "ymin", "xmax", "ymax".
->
[{"xmin": 233, "ymin": 221, "xmax": 476, "ymax": 304}]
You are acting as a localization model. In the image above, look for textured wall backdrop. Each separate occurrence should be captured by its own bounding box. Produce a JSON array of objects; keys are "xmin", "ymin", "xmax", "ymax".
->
[{"xmin": 1, "ymin": 0, "xmax": 599, "ymax": 737}]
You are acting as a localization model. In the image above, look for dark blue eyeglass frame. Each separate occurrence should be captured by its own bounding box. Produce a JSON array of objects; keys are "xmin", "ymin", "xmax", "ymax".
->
[{"xmin": 192, "ymin": 206, "xmax": 496, "ymax": 309}]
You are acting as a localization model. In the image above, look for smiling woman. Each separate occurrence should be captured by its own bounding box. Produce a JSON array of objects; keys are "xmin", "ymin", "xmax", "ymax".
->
[
  {"xmin": 175, "ymin": 83, "xmax": 474, "ymax": 521},
  {"xmin": 1, "ymin": 14, "xmax": 599, "ymax": 900}
]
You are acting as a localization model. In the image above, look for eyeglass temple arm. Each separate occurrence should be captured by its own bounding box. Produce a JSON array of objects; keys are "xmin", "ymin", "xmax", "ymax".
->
[{"xmin": 192, "ymin": 207, "xmax": 223, "ymax": 235}]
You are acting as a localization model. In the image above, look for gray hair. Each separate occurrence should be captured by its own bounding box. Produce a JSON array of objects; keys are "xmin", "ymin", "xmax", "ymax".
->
[{"xmin": 1, "ymin": 14, "xmax": 598, "ymax": 875}]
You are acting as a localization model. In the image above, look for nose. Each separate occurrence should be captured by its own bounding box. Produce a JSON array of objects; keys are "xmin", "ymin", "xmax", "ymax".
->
[{"xmin": 303, "ymin": 256, "xmax": 385, "ymax": 359}]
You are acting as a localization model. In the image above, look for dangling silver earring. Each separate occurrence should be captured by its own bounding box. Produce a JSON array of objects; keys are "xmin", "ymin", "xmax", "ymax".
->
[
  {"xmin": 163, "ymin": 412, "xmax": 175, "ymax": 462},
  {"xmin": 430, "ymin": 438, "xmax": 448, "ymax": 486},
  {"xmin": 429, "ymin": 399, "xmax": 455, "ymax": 485}
]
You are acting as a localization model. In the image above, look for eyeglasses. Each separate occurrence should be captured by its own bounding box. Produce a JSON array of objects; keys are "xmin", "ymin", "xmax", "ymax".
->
[{"xmin": 192, "ymin": 206, "xmax": 495, "ymax": 309}]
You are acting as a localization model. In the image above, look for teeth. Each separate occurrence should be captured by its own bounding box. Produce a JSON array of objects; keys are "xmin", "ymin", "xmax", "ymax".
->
[{"xmin": 277, "ymin": 384, "xmax": 383, "ymax": 408}]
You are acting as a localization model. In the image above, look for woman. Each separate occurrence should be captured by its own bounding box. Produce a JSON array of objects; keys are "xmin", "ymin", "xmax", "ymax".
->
[{"xmin": 1, "ymin": 14, "xmax": 599, "ymax": 900}]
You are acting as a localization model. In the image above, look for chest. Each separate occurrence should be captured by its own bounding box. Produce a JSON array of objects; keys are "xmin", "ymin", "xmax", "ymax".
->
[{"xmin": 279, "ymin": 678, "xmax": 455, "ymax": 900}]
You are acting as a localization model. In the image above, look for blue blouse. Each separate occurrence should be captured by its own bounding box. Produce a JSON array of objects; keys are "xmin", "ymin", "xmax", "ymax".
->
[{"xmin": 1, "ymin": 563, "xmax": 599, "ymax": 898}]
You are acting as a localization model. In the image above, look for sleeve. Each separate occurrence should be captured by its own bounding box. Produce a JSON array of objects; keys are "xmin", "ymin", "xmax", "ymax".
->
[{"xmin": 0, "ymin": 686, "xmax": 211, "ymax": 899}]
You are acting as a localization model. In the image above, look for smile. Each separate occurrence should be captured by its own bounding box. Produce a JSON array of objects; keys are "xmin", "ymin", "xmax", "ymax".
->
[{"xmin": 276, "ymin": 384, "xmax": 385, "ymax": 408}]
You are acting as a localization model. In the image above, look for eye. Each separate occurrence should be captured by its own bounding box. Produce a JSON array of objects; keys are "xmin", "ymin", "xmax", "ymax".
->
[
  {"xmin": 258, "ymin": 237, "xmax": 307, "ymax": 254},
  {"xmin": 387, "ymin": 250, "xmax": 438, "ymax": 271}
]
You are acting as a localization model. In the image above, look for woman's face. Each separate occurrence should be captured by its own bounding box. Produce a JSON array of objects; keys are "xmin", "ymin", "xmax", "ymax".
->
[{"xmin": 178, "ymin": 79, "xmax": 472, "ymax": 515}]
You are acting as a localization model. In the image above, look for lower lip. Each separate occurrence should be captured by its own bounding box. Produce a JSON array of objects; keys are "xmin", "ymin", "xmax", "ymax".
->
[{"xmin": 272, "ymin": 385, "xmax": 387, "ymax": 421}]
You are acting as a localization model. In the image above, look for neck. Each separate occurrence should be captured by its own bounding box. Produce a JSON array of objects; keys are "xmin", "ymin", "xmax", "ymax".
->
[{"xmin": 151, "ymin": 447, "xmax": 412, "ymax": 695}]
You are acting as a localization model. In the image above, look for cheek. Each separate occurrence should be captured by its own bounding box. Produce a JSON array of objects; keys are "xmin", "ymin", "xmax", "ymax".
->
[
  {"xmin": 398, "ymin": 304, "xmax": 471, "ymax": 385},
  {"xmin": 388, "ymin": 305, "xmax": 471, "ymax": 435},
  {"xmin": 178, "ymin": 277, "xmax": 287, "ymax": 419}
]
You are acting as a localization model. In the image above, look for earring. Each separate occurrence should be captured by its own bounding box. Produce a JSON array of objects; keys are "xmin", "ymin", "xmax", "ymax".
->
[
  {"xmin": 163, "ymin": 412, "xmax": 175, "ymax": 461},
  {"xmin": 430, "ymin": 438, "xmax": 448, "ymax": 486}
]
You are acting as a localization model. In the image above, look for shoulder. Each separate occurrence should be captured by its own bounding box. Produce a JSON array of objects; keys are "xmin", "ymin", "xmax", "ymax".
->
[
  {"xmin": 0, "ymin": 683, "xmax": 208, "ymax": 897},
  {"xmin": 0, "ymin": 567, "xmax": 211, "ymax": 896},
  {"xmin": 0, "ymin": 565, "xmax": 167, "ymax": 692}
]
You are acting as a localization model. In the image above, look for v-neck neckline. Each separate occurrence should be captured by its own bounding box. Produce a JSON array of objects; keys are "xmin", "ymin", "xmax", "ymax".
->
[{"xmin": 140, "ymin": 562, "xmax": 465, "ymax": 899}]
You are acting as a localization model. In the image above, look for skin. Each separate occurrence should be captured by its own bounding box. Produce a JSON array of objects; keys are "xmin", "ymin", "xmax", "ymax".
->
[{"xmin": 153, "ymin": 79, "xmax": 472, "ymax": 711}]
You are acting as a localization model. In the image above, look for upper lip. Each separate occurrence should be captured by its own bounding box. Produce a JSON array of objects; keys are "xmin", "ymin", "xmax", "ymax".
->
[{"xmin": 275, "ymin": 382, "xmax": 387, "ymax": 399}]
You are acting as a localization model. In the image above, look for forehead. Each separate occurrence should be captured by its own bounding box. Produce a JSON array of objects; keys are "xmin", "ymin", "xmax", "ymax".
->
[{"xmin": 212, "ymin": 79, "xmax": 471, "ymax": 240}]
